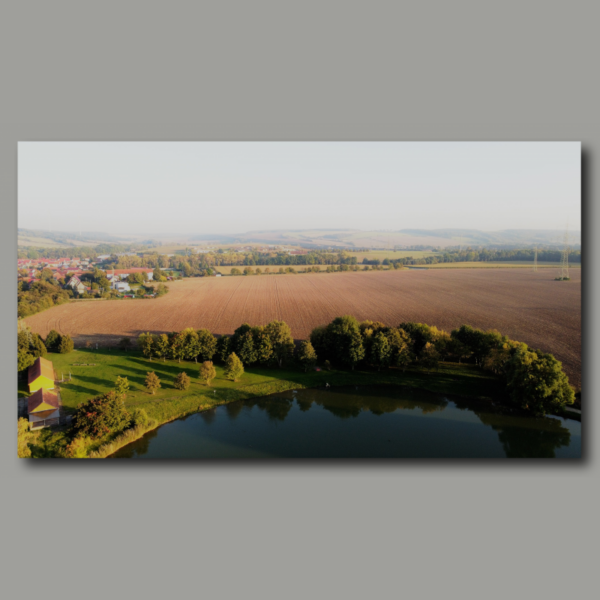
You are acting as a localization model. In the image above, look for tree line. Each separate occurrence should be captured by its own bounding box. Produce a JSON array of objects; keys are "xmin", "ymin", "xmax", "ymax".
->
[
  {"xmin": 18, "ymin": 324, "xmax": 74, "ymax": 373},
  {"xmin": 366, "ymin": 247, "xmax": 581, "ymax": 267},
  {"xmin": 129, "ymin": 316, "xmax": 573, "ymax": 415}
]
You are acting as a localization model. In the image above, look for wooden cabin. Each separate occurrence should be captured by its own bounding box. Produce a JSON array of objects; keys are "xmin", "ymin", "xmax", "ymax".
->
[
  {"xmin": 28, "ymin": 356, "xmax": 55, "ymax": 393},
  {"xmin": 28, "ymin": 388, "xmax": 60, "ymax": 430}
]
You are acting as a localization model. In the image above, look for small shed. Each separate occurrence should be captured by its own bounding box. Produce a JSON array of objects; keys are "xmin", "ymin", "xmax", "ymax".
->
[
  {"xmin": 28, "ymin": 388, "xmax": 61, "ymax": 430},
  {"xmin": 28, "ymin": 357, "xmax": 55, "ymax": 393}
]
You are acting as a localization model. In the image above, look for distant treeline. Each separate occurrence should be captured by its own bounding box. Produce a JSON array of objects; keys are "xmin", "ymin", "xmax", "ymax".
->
[
  {"xmin": 18, "ymin": 280, "xmax": 71, "ymax": 318},
  {"xmin": 365, "ymin": 248, "xmax": 581, "ymax": 266},
  {"xmin": 132, "ymin": 317, "xmax": 574, "ymax": 415}
]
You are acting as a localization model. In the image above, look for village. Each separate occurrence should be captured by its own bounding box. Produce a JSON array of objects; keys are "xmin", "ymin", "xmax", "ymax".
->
[
  {"xmin": 16, "ymin": 244, "xmax": 312, "ymax": 296},
  {"xmin": 18, "ymin": 254, "xmax": 174, "ymax": 298}
]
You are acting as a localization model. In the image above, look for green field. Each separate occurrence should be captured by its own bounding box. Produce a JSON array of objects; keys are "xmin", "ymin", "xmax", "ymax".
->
[{"xmin": 20, "ymin": 349, "xmax": 501, "ymax": 425}]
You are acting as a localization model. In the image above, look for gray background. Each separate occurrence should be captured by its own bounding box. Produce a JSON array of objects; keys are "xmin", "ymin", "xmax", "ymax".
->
[{"xmin": 1, "ymin": 2, "xmax": 597, "ymax": 599}]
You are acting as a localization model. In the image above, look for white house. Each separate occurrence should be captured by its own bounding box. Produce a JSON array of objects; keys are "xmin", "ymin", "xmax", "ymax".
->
[
  {"xmin": 112, "ymin": 281, "xmax": 131, "ymax": 292},
  {"xmin": 66, "ymin": 275, "xmax": 86, "ymax": 294}
]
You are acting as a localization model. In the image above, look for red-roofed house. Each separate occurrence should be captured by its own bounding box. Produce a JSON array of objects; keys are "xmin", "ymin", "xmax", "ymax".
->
[
  {"xmin": 28, "ymin": 357, "xmax": 56, "ymax": 393},
  {"xmin": 28, "ymin": 388, "xmax": 61, "ymax": 430},
  {"xmin": 66, "ymin": 275, "xmax": 86, "ymax": 293}
]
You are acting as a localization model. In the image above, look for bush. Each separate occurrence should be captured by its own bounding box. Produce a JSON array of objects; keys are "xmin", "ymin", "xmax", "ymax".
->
[
  {"xmin": 58, "ymin": 334, "xmax": 74, "ymax": 354},
  {"xmin": 145, "ymin": 371, "xmax": 161, "ymax": 394},
  {"xmin": 72, "ymin": 391, "xmax": 130, "ymax": 439},
  {"xmin": 129, "ymin": 408, "xmax": 149, "ymax": 429},
  {"xmin": 64, "ymin": 435, "xmax": 90, "ymax": 458},
  {"xmin": 18, "ymin": 418, "xmax": 33, "ymax": 458},
  {"xmin": 173, "ymin": 372, "xmax": 190, "ymax": 390},
  {"xmin": 45, "ymin": 329, "xmax": 62, "ymax": 352}
]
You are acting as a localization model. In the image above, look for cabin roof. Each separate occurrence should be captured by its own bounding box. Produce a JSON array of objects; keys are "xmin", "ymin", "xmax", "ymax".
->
[
  {"xmin": 27, "ymin": 357, "xmax": 55, "ymax": 385},
  {"xmin": 28, "ymin": 388, "xmax": 60, "ymax": 413}
]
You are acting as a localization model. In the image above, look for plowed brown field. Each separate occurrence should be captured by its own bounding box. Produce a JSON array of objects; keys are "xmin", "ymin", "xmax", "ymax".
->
[{"xmin": 25, "ymin": 269, "xmax": 582, "ymax": 387}]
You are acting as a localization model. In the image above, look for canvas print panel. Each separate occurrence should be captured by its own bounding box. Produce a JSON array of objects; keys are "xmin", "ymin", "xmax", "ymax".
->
[{"xmin": 17, "ymin": 142, "xmax": 581, "ymax": 458}]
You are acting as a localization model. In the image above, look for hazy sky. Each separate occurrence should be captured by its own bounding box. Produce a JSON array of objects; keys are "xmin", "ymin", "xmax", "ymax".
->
[{"xmin": 18, "ymin": 142, "xmax": 581, "ymax": 235}]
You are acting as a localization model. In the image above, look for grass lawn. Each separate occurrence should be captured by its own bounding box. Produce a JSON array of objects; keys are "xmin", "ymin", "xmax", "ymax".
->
[
  {"xmin": 23, "ymin": 349, "xmax": 501, "ymax": 421},
  {"xmin": 19, "ymin": 349, "xmax": 504, "ymax": 458}
]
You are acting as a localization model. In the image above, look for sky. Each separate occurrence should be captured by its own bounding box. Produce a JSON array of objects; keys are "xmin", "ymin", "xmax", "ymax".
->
[{"xmin": 18, "ymin": 142, "xmax": 581, "ymax": 235}]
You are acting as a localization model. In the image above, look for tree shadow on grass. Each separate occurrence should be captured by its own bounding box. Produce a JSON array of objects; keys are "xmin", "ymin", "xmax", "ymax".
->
[
  {"xmin": 128, "ymin": 357, "xmax": 199, "ymax": 375},
  {"xmin": 59, "ymin": 381, "xmax": 103, "ymax": 396}
]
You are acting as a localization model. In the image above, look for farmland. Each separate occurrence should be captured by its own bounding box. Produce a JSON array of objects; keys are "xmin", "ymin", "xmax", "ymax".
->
[{"xmin": 24, "ymin": 268, "xmax": 582, "ymax": 388}]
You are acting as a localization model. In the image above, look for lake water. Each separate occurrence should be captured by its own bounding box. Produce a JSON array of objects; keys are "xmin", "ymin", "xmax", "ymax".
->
[{"xmin": 111, "ymin": 386, "xmax": 581, "ymax": 459}]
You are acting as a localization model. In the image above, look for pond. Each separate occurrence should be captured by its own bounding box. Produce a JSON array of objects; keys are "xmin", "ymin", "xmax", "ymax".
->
[{"xmin": 111, "ymin": 386, "xmax": 581, "ymax": 459}]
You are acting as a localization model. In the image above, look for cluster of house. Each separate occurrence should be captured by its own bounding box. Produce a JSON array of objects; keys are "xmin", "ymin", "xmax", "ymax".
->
[
  {"xmin": 19, "ymin": 257, "xmax": 156, "ymax": 295},
  {"xmin": 26, "ymin": 357, "xmax": 61, "ymax": 430},
  {"xmin": 18, "ymin": 257, "xmax": 94, "ymax": 284},
  {"xmin": 64, "ymin": 268, "xmax": 155, "ymax": 294}
]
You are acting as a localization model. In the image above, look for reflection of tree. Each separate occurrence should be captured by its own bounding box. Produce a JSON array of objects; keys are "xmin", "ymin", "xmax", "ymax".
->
[
  {"xmin": 315, "ymin": 387, "xmax": 448, "ymax": 419},
  {"xmin": 495, "ymin": 426, "xmax": 571, "ymax": 458},
  {"xmin": 252, "ymin": 398, "xmax": 294, "ymax": 421},
  {"xmin": 114, "ymin": 428, "xmax": 159, "ymax": 458},
  {"xmin": 296, "ymin": 399, "xmax": 312, "ymax": 412},
  {"xmin": 200, "ymin": 407, "xmax": 217, "ymax": 425},
  {"xmin": 225, "ymin": 401, "xmax": 244, "ymax": 420},
  {"xmin": 475, "ymin": 411, "xmax": 571, "ymax": 458},
  {"xmin": 322, "ymin": 405, "xmax": 362, "ymax": 419}
]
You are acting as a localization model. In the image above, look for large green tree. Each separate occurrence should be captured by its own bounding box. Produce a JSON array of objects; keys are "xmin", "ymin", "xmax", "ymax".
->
[
  {"xmin": 169, "ymin": 331, "xmax": 186, "ymax": 363},
  {"xmin": 224, "ymin": 353, "xmax": 244, "ymax": 382},
  {"xmin": 264, "ymin": 320, "xmax": 295, "ymax": 367},
  {"xmin": 327, "ymin": 315, "xmax": 365, "ymax": 370},
  {"xmin": 297, "ymin": 340, "xmax": 317, "ymax": 372},
  {"xmin": 181, "ymin": 328, "xmax": 200, "ymax": 362},
  {"xmin": 505, "ymin": 345, "xmax": 575, "ymax": 415},
  {"xmin": 196, "ymin": 329, "xmax": 217, "ymax": 362},
  {"xmin": 216, "ymin": 336, "xmax": 232, "ymax": 363},
  {"xmin": 154, "ymin": 333, "xmax": 170, "ymax": 361},
  {"xmin": 369, "ymin": 330, "xmax": 391, "ymax": 371},
  {"xmin": 199, "ymin": 361, "xmax": 217, "ymax": 386},
  {"xmin": 138, "ymin": 332, "xmax": 155, "ymax": 360}
]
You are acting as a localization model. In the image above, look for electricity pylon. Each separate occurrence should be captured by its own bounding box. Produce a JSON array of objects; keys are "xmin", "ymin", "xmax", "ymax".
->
[
  {"xmin": 533, "ymin": 246, "xmax": 538, "ymax": 272},
  {"xmin": 559, "ymin": 228, "xmax": 570, "ymax": 279}
]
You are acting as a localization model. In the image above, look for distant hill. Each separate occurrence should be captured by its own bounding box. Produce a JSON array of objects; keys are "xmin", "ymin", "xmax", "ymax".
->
[
  {"xmin": 18, "ymin": 229, "xmax": 137, "ymax": 248},
  {"xmin": 19, "ymin": 227, "xmax": 581, "ymax": 251},
  {"xmin": 193, "ymin": 228, "xmax": 581, "ymax": 250}
]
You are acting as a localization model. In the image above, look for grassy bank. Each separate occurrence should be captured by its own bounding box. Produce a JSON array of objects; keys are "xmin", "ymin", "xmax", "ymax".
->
[{"xmin": 20, "ymin": 348, "xmax": 503, "ymax": 458}]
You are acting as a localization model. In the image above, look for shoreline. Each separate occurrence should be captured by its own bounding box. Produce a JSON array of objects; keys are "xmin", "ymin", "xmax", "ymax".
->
[{"xmin": 101, "ymin": 376, "xmax": 578, "ymax": 459}]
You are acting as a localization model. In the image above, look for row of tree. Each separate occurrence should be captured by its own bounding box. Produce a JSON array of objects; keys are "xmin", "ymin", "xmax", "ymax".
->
[
  {"xmin": 310, "ymin": 317, "xmax": 574, "ymax": 414},
  {"xmin": 18, "ymin": 280, "xmax": 71, "ymax": 318},
  {"xmin": 135, "ymin": 321, "xmax": 297, "ymax": 368},
  {"xmin": 371, "ymin": 247, "xmax": 582, "ymax": 267},
  {"xmin": 130, "ymin": 315, "xmax": 573, "ymax": 415},
  {"xmin": 18, "ymin": 325, "xmax": 74, "ymax": 372}
]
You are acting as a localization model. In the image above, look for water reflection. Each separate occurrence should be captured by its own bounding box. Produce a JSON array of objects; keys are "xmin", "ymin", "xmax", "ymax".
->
[
  {"xmin": 114, "ymin": 428, "xmax": 159, "ymax": 458},
  {"xmin": 112, "ymin": 386, "xmax": 578, "ymax": 459}
]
